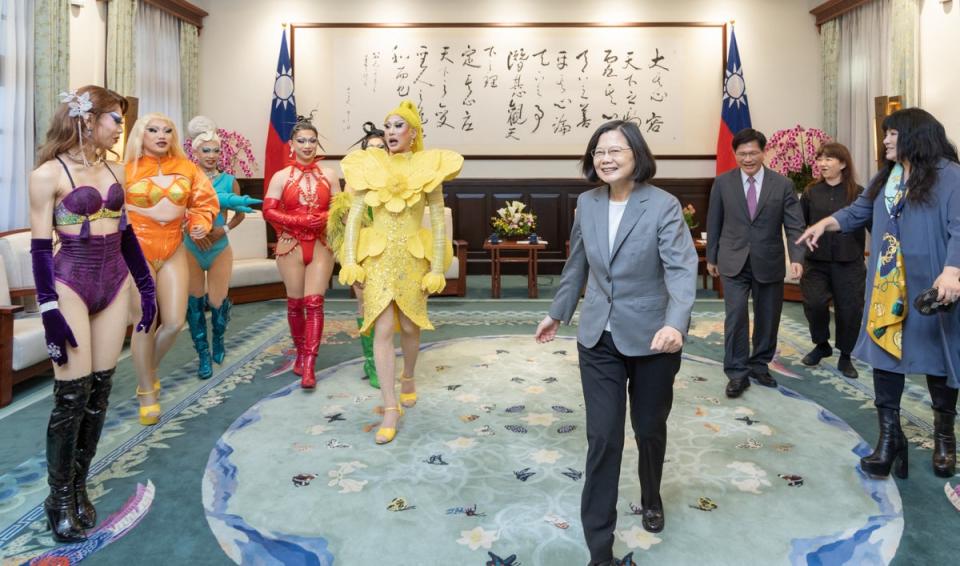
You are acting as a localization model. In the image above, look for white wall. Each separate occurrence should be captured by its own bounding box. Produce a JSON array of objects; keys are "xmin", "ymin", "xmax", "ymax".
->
[
  {"xmin": 192, "ymin": 0, "xmax": 823, "ymax": 179},
  {"xmin": 68, "ymin": 1, "xmax": 106, "ymax": 89},
  {"xmin": 919, "ymin": 0, "xmax": 960, "ymax": 141}
]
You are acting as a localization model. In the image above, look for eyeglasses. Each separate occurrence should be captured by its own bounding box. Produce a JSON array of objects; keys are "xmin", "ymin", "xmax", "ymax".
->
[
  {"xmin": 735, "ymin": 151, "xmax": 763, "ymax": 159},
  {"xmin": 199, "ymin": 147, "xmax": 221, "ymax": 154},
  {"xmin": 591, "ymin": 146, "xmax": 631, "ymax": 158},
  {"xmin": 107, "ymin": 112, "xmax": 123, "ymax": 125}
]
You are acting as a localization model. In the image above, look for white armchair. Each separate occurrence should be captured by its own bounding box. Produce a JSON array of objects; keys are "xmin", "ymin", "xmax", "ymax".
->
[
  {"xmin": 226, "ymin": 211, "xmax": 286, "ymax": 303},
  {"xmin": 0, "ymin": 229, "xmax": 50, "ymax": 407},
  {"xmin": 420, "ymin": 206, "xmax": 467, "ymax": 297}
]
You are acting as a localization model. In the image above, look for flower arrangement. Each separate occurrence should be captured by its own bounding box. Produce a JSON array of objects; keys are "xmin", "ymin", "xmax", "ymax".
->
[
  {"xmin": 682, "ymin": 204, "xmax": 698, "ymax": 230},
  {"xmin": 491, "ymin": 200, "xmax": 537, "ymax": 239},
  {"xmin": 184, "ymin": 129, "xmax": 260, "ymax": 178},
  {"xmin": 765, "ymin": 125, "xmax": 832, "ymax": 192}
]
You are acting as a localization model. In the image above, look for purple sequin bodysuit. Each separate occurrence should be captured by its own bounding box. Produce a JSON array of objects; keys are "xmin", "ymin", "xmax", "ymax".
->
[{"xmin": 52, "ymin": 157, "xmax": 130, "ymax": 314}]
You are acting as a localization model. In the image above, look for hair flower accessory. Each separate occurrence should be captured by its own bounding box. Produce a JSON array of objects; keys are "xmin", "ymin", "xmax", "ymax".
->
[{"xmin": 59, "ymin": 90, "xmax": 93, "ymax": 118}]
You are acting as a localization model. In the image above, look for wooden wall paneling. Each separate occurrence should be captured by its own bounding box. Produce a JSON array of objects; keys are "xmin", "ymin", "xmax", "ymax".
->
[{"xmin": 237, "ymin": 177, "xmax": 713, "ymax": 275}]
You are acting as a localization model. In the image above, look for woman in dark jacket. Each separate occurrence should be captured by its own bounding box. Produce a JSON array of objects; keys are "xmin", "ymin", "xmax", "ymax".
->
[{"xmin": 799, "ymin": 142, "xmax": 865, "ymax": 378}]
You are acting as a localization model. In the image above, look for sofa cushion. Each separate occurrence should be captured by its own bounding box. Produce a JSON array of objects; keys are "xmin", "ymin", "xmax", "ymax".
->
[
  {"xmin": 228, "ymin": 212, "xmax": 268, "ymax": 261},
  {"xmin": 229, "ymin": 259, "xmax": 282, "ymax": 288},
  {"xmin": 12, "ymin": 316, "xmax": 47, "ymax": 371},
  {"xmin": 421, "ymin": 206, "xmax": 453, "ymax": 240},
  {"xmin": 0, "ymin": 231, "xmax": 34, "ymax": 288},
  {"xmin": 445, "ymin": 256, "xmax": 459, "ymax": 279},
  {"xmin": 0, "ymin": 260, "xmax": 10, "ymax": 305}
]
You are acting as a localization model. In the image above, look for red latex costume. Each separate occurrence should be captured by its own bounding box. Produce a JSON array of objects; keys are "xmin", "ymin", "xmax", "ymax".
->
[{"xmin": 263, "ymin": 160, "xmax": 331, "ymax": 266}]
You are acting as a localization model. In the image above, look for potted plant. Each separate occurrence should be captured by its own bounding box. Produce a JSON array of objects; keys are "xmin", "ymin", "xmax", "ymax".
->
[
  {"xmin": 184, "ymin": 128, "xmax": 260, "ymax": 177},
  {"xmin": 491, "ymin": 200, "xmax": 537, "ymax": 242},
  {"xmin": 764, "ymin": 125, "xmax": 831, "ymax": 193},
  {"xmin": 682, "ymin": 203, "xmax": 699, "ymax": 234}
]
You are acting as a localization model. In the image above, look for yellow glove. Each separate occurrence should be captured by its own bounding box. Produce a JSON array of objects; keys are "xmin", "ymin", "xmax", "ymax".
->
[
  {"xmin": 421, "ymin": 272, "xmax": 446, "ymax": 294},
  {"xmin": 339, "ymin": 263, "xmax": 366, "ymax": 286}
]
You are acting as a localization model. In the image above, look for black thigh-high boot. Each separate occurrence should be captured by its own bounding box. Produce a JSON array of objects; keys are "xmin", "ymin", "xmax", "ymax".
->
[
  {"xmin": 861, "ymin": 369, "xmax": 908, "ymax": 478},
  {"xmin": 927, "ymin": 375, "xmax": 958, "ymax": 478},
  {"xmin": 74, "ymin": 368, "xmax": 114, "ymax": 529},
  {"xmin": 45, "ymin": 375, "xmax": 92, "ymax": 542}
]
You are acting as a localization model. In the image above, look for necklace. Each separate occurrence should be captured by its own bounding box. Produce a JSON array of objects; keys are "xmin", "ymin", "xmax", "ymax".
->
[
  {"xmin": 204, "ymin": 169, "xmax": 221, "ymax": 181},
  {"xmin": 62, "ymin": 149, "xmax": 104, "ymax": 167}
]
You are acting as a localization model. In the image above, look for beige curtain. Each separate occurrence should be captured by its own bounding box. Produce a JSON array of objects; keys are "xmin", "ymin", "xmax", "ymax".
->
[
  {"xmin": 820, "ymin": 19, "xmax": 840, "ymax": 140},
  {"xmin": 180, "ymin": 22, "xmax": 200, "ymax": 128},
  {"xmin": 2, "ymin": 0, "xmax": 35, "ymax": 230},
  {"xmin": 33, "ymin": 0, "xmax": 69, "ymax": 142},
  {"xmin": 889, "ymin": 0, "xmax": 919, "ymax": 106},
  {"xmin": 107, "ymin": 0, "xmax": 138, "ymax": 96}
]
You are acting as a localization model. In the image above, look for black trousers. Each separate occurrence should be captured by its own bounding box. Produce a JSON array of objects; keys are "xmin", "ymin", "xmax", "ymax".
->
[
  {"xmin": 577, "ymin": 332, "xmax": 681, "ymax": 563},
  {"xmin": 720, "ymin": 258, "xmax": 783, "ymax": 380},
  {"xmin": 873, "ymin": 369, "xmax": 959, "ymax": 415},
  {"xmin": 800, "ymin": 259, "xmax": 865, "ymax": 355}
]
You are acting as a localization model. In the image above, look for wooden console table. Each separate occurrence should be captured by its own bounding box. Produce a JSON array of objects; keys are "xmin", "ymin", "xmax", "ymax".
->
[{"xmin": 483, "ymin": 240, "xmax": 547, "ymax": 298}]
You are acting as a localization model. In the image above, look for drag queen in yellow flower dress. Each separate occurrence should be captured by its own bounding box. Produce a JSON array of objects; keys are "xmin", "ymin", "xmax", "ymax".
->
[{"xmin": 338, "ymin": 100, "xmax": 462, "ymax": 444}]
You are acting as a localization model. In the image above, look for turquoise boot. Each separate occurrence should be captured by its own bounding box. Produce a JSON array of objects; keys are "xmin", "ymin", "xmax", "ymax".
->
[
  {"xmin": 357, "ymin": 317, "xmax": 379, "ymax": 389},
  {"xmin": 186, "ymin": 295, "xmax": 213, "ymax": 379},
  {"xmin": 210, "ymin": 298, "xmax": 232, "ymax": 365}
]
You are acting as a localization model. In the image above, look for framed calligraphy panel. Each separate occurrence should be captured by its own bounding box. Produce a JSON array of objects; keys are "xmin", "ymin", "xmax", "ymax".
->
[{"xmin": 290, "ymin": 22, "xmax": 727, "ymax": 159}]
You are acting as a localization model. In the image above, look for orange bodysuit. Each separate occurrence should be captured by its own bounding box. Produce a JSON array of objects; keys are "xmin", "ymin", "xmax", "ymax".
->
[{"xmin": 125, "ymin": 155, "xmax": 220, "ymax": 271}]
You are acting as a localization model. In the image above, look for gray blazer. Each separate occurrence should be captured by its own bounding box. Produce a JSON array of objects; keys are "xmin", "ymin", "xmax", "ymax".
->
[
  {"xmin": 706, "ymin": 167, "xmax": 806, "ymax": 283},
  {"xmin": 549, "ymin": 183, "xmax": 698, "ymax": 356}
]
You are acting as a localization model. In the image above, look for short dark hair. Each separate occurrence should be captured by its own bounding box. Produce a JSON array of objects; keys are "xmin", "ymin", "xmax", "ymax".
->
[
  {"xmin": 732, "ymin": 128, "xmax": 767, "ymax": 152},
  {"xmin": 581, "ymin": 120, "xmax": 656, "ymax": 184}
]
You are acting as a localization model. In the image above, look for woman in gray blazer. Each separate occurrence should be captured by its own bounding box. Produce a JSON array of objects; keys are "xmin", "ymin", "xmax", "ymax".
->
[{"xmin": 536, "ymin": 120, "xmax": 698, "ymax": 566}]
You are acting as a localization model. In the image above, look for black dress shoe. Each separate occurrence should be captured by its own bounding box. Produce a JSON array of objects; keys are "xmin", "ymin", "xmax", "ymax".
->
[
  {"xmin": 725, "ymin": 376, "xmax": 751, "ymax": 398},
  {"xmin": 641, "ymin": 505, "xmax": 665, "ymax": 533},
  {"xmin": 801, "ymin": 344, "xmax": 832, "ymax": 366},
  {"xmin": 838, "ymin": 355, "xmax": 858, "ymax": 379},
  {"xmin": 751, "ymin": 371, "xmax": 778, "ymax": 388}
]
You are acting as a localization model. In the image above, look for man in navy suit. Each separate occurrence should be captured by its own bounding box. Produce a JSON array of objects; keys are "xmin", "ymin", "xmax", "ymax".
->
[{"xmin": 707, "ymin": 128, "xmax": 806, "ymax": 398}]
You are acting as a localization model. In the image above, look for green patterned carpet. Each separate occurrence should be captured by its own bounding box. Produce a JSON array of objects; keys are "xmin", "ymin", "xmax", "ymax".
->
[{"xmin": 0, "ymin": 289, "xmax": 957, "ymax": 565}]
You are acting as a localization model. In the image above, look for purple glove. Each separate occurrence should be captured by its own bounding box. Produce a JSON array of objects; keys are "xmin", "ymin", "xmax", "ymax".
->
[
  {"xmin": 30, "ymin": 239, "xmax": 78, "ymax": 366},
  {"xmin": 119, "ymin": 226, "xmax": 157, "ymax": 332}
]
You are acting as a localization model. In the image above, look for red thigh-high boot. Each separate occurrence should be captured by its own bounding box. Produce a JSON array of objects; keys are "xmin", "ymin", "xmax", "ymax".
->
[
  {"xmin": 287, "ymin": 297, "xmax": 306, "ymax": 375},
  {"xmin": 301, "ymin": 295, "xmax": 325, "ymax": 389}
]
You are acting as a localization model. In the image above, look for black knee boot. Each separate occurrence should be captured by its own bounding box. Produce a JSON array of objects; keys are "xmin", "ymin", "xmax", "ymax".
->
[
  {"xmin": 74, "ymin": 368, "xmax": 114, "ymax": 529},
  {"xmin": 861, "ymin": 370, "xmax": 908, "ymax": 479},
  {"xmin": 45, "ymin": 375, "xmax": 92, "ymax": 542},
  {"xmin": 927, "ymin": 375, "xmax": 958, "ymax": 478}
]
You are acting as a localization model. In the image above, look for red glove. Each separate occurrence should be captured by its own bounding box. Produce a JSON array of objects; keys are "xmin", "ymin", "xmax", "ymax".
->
[{"xmin": 263, "ymin": 198, "xmax": 327, "ymax": 233}]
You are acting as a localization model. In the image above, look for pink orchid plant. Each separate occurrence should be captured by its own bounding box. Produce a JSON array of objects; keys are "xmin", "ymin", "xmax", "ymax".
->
[
  {"xmin": 184, "ymin": 129, "xmax": 260, "ymax": 178},
  {"xmin": 765, "ymin": 125, "xmax": 832, "ymax": 192}
]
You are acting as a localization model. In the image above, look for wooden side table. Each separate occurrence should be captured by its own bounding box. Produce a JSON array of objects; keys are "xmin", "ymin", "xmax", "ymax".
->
[{"xmin": 483, "ymin": 240, "xmax": 548, "ymax": 298}]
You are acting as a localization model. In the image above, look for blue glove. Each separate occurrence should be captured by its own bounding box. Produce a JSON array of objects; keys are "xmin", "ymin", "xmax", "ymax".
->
[{"xmin": 219, "ymin": 193, "xmax": 262, "ymax": 214}]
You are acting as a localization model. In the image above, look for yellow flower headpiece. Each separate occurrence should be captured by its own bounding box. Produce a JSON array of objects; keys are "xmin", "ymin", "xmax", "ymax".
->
[{"xmin": 384, "ymin": 100, "xmax": 424, "ymax": 153}]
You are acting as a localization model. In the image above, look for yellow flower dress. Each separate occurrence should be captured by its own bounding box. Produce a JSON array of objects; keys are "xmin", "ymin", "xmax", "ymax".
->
[{"xmin": 338, "ymin": 147, "xmax": 463, "ymax": 333}]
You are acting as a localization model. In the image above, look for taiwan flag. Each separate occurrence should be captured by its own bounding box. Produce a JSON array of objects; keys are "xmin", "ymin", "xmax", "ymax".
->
[
  {"xmin": 715, "ymin": 29, "xmax": 752, "ymax": 174},
  {"xmin": 264, "ymin": 30, "xmax": 297, "ymax": 191}
]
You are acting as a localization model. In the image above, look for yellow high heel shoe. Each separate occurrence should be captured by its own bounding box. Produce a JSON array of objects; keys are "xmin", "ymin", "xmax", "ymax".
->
[
  {"xmin": 136, "ymin": 387, "xmax": 161, "ymax": 426},
  {"xmin": 399, "ymin": 375, "xmax": 417, "ymax": 408},
  {"xmin": 375, "ymin": 405, "xmax": 404, "ymax": 445}
]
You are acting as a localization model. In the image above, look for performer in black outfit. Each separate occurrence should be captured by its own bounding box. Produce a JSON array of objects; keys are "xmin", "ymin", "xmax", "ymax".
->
[{"xmin": 799, "ymin": 142, "xmax": 865, "ymax": 378}]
